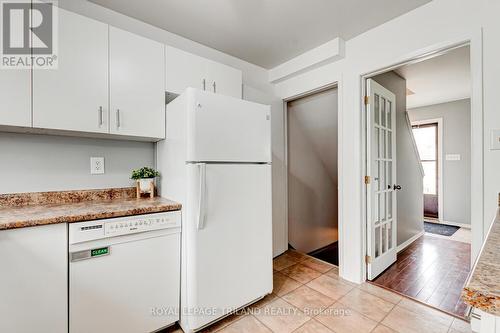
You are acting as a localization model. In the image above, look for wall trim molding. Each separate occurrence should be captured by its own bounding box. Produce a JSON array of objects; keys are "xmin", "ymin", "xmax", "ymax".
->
[
  {"xmin": 397, "ymin": 230, "xmax": 425, "ymax": 253},
  {"xmin": 269, "ymin": 38, "xmax": 345, "ymax": 83}
]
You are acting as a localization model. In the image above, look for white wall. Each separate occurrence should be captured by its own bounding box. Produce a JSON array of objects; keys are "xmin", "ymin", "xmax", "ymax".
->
[
  {"xmin": 287, "ymin": 89, "xmax": 338, "ymax": 253},
  {"xmin": 0, "ymin": 133, "xmax": 154, "ymax": 193},
  {"xmin": 372, "ymin": 72, "xmax": 424, "ymax": 247},
  {"xmin": 409, "ymin": 99, "xmax": 471, "ymax": 225},
  {"xmin": 272, "ymin": 0, "xmax": 495, "ymax": 283}
]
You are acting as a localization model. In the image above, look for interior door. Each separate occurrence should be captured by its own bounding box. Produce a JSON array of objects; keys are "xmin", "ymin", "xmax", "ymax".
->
[
  {"xmin": 185, "ymin": 163, "xmax": 273, "ymax": 330},
  {"xmin": 366, "ymin": 79, "xmax": 397, "ymax": 280}
]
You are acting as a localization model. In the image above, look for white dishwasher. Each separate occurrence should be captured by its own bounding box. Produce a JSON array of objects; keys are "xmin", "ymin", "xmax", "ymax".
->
[{"xmin": 69, "ymin": 211, "xmax": 181, "ymax": 333}]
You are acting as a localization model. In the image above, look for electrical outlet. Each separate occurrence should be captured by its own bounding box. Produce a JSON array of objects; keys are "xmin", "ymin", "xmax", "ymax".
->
[{"xmin": 90, "ymin": 157, "xmax": 105, "ymax": 175}]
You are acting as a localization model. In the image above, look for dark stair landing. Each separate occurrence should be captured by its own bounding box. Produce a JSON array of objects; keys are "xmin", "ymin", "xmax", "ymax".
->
[{"xmin": 308, "ymin": 242, "xmax": 339, "ymax": 266}]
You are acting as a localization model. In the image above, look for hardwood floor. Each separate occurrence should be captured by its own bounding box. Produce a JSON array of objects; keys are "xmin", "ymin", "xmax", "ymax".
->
[{"xmin": 371, "ymin": 234, "xmax": 471, "ymax": 318}]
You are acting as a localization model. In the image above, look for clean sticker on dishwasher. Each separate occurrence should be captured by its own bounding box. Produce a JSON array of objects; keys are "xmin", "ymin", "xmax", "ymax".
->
[{"xmin": 70, "ymin": 247, "xmax": 110, "ymax": 262}]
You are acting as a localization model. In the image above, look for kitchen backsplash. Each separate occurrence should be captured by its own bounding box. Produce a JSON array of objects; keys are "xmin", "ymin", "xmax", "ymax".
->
[{"xmin": 0, "ymin": 132, "xmax": 155, "ymax": 194}]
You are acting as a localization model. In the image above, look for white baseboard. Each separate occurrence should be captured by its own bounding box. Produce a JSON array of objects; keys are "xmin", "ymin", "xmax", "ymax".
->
[
  {"xmin": 425, "ymin": 219, "xmax": 471, "ymax": 229},
  {"xmin": 397, "ymin": 230, "xmax": 425, "ymax": 253}
]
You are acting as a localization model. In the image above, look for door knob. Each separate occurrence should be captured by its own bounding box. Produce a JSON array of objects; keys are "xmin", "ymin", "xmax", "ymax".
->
[{"xmin": 393, "ymin": 184, "xmax": 402, "ymax": 190}]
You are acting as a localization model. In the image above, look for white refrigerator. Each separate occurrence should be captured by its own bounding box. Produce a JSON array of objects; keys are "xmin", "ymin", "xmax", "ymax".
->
[{"xmin": 157, "ymin": 88, "xmax": 273, "ymax": 332}]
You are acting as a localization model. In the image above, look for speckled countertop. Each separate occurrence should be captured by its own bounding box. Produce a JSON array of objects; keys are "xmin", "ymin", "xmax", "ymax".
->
[
  {"xmin": 462, "ymin": 199, "xmax": 500, "ymax": 316},
  {"xmin": 0, "ymin": 188, "xmax": 181, "ymax": 231}
]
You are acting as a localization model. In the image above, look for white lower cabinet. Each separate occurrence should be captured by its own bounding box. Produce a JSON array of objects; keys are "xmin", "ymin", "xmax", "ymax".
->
[
  {"xmin": 472, "ymin": 309, "xmax": 500, "ymax": 333},
  {"xmin": 0, "ymin": 224, "xmax": 68, "ymax": 333},
  {"xmin": 109, "ymin": 27, "xmax": 166, "ymax": 139},
  {"xmin": 33, "ymin": 8, "xmax": 108, "ymax": 133}
]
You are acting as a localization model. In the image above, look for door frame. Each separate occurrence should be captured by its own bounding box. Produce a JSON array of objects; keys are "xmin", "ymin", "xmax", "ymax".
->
[
  {"xmin": 283, "ymin": 82, "xmax": 340, "ymax": 258},
  {"xmin": 411, "ymin": 118, "xmax": 444, "ymax": 221},
  {"xmin": 361, "ymin": 40, "xmax": 483, "ymax": 280}
]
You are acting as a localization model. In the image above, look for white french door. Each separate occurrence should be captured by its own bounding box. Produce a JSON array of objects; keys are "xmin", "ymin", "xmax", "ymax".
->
[{"xmin": 366, "ymin": 79, "xmax": 398, "ymax": 280}]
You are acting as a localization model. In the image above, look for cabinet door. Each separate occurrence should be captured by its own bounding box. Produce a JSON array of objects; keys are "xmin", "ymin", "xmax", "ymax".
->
[
  {"xmin": 0, "ymin": 224, "xmax": 67, "ymax": 333},
  {"xmin": 207, "ymin": 60, "xmax": 242, "ymax": 99},
  {"xmin": 33, "ymin": 9, "xmax": 108, "ymax": 133},
  {"xmin": 0, "ymin": 71, "xmax": 31, "ymax": 127},
  {"xmin": 109, "ymin": 27, "xmax": 165, "ymax": 138},
  {"xmin": 165, "ymin": 46, "xmax": 207, "ymax": 94}
]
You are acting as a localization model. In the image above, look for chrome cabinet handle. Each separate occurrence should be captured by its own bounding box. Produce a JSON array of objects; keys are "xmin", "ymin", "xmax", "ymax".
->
[
  {"xmin": 202, "ymin": 79, "xmax": 206, "ymax": 91},
  {"xmin": 116, "ymin": 109, "xmax": 121, "ymax": 128},
  {"xmin": 212, "ymin": 81, "xmax": 216, "ymax": 93},
  {"xmin": 98, "ymin": 106, "xmax": 103, "ymax": 127}
]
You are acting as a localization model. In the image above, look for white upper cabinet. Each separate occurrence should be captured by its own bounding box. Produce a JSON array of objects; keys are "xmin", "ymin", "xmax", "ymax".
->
[
  {"xmin": 0, "ymin": 71, "xmax": 31, "ymax": 127},
  {"xmin": 166, "ymin": 46, "xmax": 207, "ymax": 94},
  {"xmin": 166, "ymin": 46, "xmax": 242, "ymax": 99},
  {"xmin": 33, "ymin": 9, "xmax": 108, "ymax": 133},
  {"xmin": 109, "ymin": 27, "xmax": 165, "ymax": 139},
  {"xmin": 206, "ymin": 59, "xmax": 243, "ymax": 99}
]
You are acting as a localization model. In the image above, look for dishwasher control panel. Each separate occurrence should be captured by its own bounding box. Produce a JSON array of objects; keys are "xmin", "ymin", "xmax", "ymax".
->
[
  {"xmin": 69, "ymin": 211, "xmax": 181, "ymax": 244},
  {"xmin": 104, "ymin": 213, "xmax": 178, "ymax": 236}
]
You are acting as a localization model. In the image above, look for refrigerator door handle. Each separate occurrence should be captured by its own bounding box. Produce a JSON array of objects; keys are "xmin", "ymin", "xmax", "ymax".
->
[{"xmin": 197, "ymin": 163, "xmax": 207, "ymax": 230}]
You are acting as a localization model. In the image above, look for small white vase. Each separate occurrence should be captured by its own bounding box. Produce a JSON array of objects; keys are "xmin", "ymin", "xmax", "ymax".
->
[{"xmin": 138, "ymin": 178, "xmax": 155, "ymax": 192}]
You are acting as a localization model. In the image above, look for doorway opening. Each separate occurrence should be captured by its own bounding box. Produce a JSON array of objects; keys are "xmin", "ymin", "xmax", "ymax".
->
[
  {"xmin": 412, "ymin": 121, "xmax": 441, "ymax": 220},
  {"xmin": 286, "ymin": 87, "xmax": 339, "ymax": 266},
  {"xmin": 364, "ymin": 45, "xmax": 472, "ymax": 318}
]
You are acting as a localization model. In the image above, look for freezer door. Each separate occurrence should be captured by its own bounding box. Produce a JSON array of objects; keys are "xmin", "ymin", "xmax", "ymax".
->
[
  {"xmin": 185, "ymin": 88, "xmax": 271, "ymax": 163},
  {"xmin": 184, "ymin": 163, "xmax": 273, "ymax": 330}
]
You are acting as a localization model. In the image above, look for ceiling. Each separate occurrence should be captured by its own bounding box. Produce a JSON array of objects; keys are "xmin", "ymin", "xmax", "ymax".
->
[
  {"xmin": 396, "ymin": 46, "xmax": 471, "ymax": 109},
  {"xmin": 87, "ymin": 0, "xmax": 432, "ymax": 69}
]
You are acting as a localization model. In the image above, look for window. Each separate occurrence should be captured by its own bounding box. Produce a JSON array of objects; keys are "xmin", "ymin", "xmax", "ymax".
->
[{"xmin": 412, "ymin": 123, "xmax": 438, "ymax": 195}]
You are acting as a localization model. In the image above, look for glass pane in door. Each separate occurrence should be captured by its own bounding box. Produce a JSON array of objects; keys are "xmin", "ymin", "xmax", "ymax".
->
[
  {"xmin": 381, "ymin": 129, "xmax": 386, "ymax": 159},
  {"xmin": 387, "ymin": 222, "xmax": 393, "ymax": 250},
  {"xmin": 381, "ymin": 98, "xmax": 386, "ymax": 127},
  {"xmin": 375, "ymin": 226, "xmax": 381, "ymax": 257},
  {"xmin": 387, "ymin": 193, "xmax": 392, "ymax": 219},
  {"xmin": 387, "ymin": 131, "xmax": 392, "ymax": 158},
  {"xmin": 380, "ymin": 193, "xmax": 386, "ymax": 222},
  {"xmin": 387, "ymin": 101, "xmax": 392, "ymax": 129}
]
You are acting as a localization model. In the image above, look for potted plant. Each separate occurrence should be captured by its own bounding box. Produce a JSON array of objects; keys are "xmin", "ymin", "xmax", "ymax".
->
[{"xmin": 131, "ymin": 167, "xmax": 160, "ymax": 198}]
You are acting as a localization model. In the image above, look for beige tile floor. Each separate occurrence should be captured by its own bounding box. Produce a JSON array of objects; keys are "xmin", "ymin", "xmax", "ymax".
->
[{"xmin": 165, "ymin": 250, "xmax": 472, "ymax": 333}]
